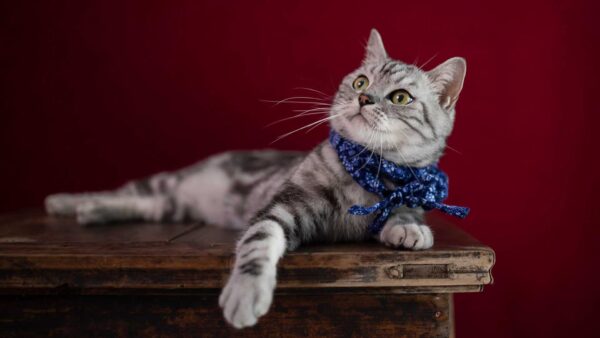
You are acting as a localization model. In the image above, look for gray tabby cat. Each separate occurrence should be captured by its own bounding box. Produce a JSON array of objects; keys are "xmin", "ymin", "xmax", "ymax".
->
[{"xmin": 45, "ymin": 29, "xmax": 466, "ymax": 328}]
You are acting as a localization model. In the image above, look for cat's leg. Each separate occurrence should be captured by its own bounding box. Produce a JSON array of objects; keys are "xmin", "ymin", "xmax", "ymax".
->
[
  {"xmin": 219, "ymin": 203, "xmax": 300, "ymax": 329},
  {"xmin": 46, "ymin": 172, "xmax": 180, "ymax": 223},
  {"xmin": 45, "ymin": 190, "xmax": 131, "ymax": 216},
  {"xmin": 378, "ymin": 208, "xmax": 434, "ymax": 250},
  {"xmin": 74, "ymin": 195, "xmax": 174, "ymax": 224}
]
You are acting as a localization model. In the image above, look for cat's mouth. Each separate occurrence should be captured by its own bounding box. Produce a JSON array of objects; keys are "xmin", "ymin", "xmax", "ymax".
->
[
  {"xmin": 349, "ymin": 110, "xmax": 370, "ymax": 126},
  {"xmin": 350, "ymin": 110, "xmax": 384, "ymax": 132},
  {"xmin": 350, "ymin": 110, "xmax": 366, "ymax": 121}
]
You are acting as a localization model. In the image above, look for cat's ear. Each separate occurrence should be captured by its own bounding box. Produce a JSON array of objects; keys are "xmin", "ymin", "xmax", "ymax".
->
[
  {"xmin": 427, "ymin": 57, "xmax": 467, "ymax": 110},
  {"xmin": 363, "ymin": 29, "xmax": 388, "ymax": 64}
]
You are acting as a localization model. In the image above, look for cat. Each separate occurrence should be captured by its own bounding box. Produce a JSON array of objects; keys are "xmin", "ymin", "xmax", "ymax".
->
[{"xmin": 45, "ymin": 29, "xmax": 467, "ymax": 328}]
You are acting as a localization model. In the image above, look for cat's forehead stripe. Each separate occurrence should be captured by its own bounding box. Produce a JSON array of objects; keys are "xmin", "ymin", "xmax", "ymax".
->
[
  {"xmin": 381, "ymin": 62, "xmax": 402, "ymax": 76},
  {"xmin": 367, "ymin": 60, "xmax": 404, "ymax": 75},
  {"xmin": 388, "ymin": 67, "xmax": 405, "ymax": 76},
  {"xmin": 379, "ymin": 60, "xmax": 396, "ymax": 72},
  {"xmin": 392, "ymin": 74, "xmax": 414, "ymax": 86}
]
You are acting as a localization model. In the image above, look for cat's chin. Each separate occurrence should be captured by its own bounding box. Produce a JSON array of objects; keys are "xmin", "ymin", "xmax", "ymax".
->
[{"xmin": 338, "ymin": 113, "xmax": 389, "ymax": 134}]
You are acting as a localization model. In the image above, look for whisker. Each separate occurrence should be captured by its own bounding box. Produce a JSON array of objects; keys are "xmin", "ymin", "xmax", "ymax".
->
[
  {"xmin": 376, "ymin": 133, "xmax": 383, "ymax": 181},
  {"xmin": 271, "ymin": 113, "xmax": 345, "ymax": 144},
  {"xmin": 418, "ymin": 53, "xmax": 438, "ymax": 70},
  {"xmin": 291, "ymin": 107, "xmax": 331, "ymax": 113},
  {"xmin": 412, "ymin": 55, "xmax": 420, "ymax": 67},
  {"xmin": 352, "ymin": 127, "xmax": 377, "ymax": 158},
  {"xmin": 389, "ymin": 136, "xmax": 419, "ymax": 181},
  {"xmin": 293, "ymin": 87, "xmax": 331, "ymax": 98},
  {"xmin": 357, "ymin": 130, "xmax": 378, "ymax": 173},
  {"xmin": 264, "ymin": 111, "xmax": 330, "ymax": 128},
  {"xmin": 262, "ymin": 100, "xmax": 331, "ymax": 107},
  {"xmin": 445, "ymin": 144, "xmax": 462, "ymax": 155},
  {"xmin": 357, "ymin": 146, "xmax": 376, "ymax": 172},
  {"xmin": 260, "ymin": 96, "xmax": 328, "ymax": 106},
  {"xmin": 303, "ymin": 106, "xmax": 349, "ymax": 133},
  {"xmin": 305, "ymin": 119, "xmax": 333, "ymax": 133},
  {"xmin": 380, "ymin": 123, "xmax": 420, "ymax": 181}
]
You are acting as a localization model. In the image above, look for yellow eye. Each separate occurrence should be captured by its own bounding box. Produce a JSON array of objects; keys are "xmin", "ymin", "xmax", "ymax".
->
[
  {"xmin": 389, "ymin": 89, "xmax": 413, "ymax": 105},
  {"xmin": 352, "ymin": 75, "xmax": 369, "ymax": 91}
]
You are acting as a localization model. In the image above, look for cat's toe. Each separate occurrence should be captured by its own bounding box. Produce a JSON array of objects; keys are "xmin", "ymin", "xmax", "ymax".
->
[
  {"xmin": 220, "ymin": 273, "xmax": 274, "ymax": 329},
  {"xmin": 218, "ymin": 280, "xmax": 233, "ymax": 308},
  {"xmin": 404, "ymin": 223, "xmax": 433, "ymax": 250},
  {"xmin": 380, "ymin": 222, "xmax": 407, "ymax": 247},
  {"xmin": 45, "ymin": 194, "xmax": 77, "ymax": 215},
  {"xmin": 417, "ymin": 224, "xmax": 434, "ymax": 249},
  {"xmin": 75, "ymin": 202, "xmax": 106, "ymax": 225},
  {"xmin": 380, "ymin": 223, "xmax": 434, "ymax": 250},
  {"xmin": 224, "ymin": 288, "xmax": 258, "ymax": 328}
]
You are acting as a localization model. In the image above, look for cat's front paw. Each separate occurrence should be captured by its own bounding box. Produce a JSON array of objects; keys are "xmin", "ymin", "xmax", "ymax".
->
[
  {"xmin": 379, "ymin": 223, "xmax": 434, "ymax": 250},
  {"xmin": 219, "ymin": 271, "xmax": 275, "ymax": 329}
]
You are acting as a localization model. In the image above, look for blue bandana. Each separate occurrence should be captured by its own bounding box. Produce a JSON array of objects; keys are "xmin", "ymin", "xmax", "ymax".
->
[{"xmin": 329, "ymin": 130, "xmax": 469, "ymax": 234}]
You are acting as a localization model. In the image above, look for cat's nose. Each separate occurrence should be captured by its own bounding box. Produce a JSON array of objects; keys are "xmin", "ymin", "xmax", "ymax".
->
[{"xmin": 358, "ymin": 93, "xmax": 375, "ymax": 107}]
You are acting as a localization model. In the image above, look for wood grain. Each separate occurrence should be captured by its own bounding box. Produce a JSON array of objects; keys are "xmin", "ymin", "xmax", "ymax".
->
[
  {"xmin": 0, "ymin": 210, "xmax": 495, "ymax": 337},
  {"xmin": 0, "ymin": 293, "xmax": 452, "ymax": 338},
  {"xmin": 0, "ymin": 210, "xmax": 495, "ymax": 293}
]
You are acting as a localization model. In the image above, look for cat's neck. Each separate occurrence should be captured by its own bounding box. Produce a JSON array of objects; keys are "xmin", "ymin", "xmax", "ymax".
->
[
  {"xmin": 379, "ymin": 142, "xmax": 445, "ymax": 168},
  {"xmin": 329, "ymin": 129, "xmax": 445, "ymax": 168}
]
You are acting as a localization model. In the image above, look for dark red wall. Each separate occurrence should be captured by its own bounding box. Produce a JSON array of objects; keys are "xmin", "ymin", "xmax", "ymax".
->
[{"xmin": 2, "ymin": 1, "xmax": 599, "ymax": 337}]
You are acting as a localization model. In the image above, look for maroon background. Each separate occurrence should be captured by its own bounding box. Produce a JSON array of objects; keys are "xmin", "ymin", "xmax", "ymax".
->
[{"xmin": 1, "ymin": 1, "xmax": 599, "ymax": 337}]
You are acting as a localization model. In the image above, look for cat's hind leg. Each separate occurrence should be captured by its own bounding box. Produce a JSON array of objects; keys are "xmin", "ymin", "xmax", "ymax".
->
[
  {"xmin": 74, "ymin": 195, "xmax": 174, "ymax": 225},
  {"xmin": 45, "ymin": 172, "xmax": 180, "ymax": 223},
  {"xmin": 45, "ymin": 190, "xmax": 131, "ymax": 216}
]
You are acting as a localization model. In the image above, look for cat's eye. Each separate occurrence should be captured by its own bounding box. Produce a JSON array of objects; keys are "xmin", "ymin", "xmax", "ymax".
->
[
  {"xmin": 388, "ymin": 89, "xmax": 414, "ymax": 105},
  {"xmin": 352, "ymin": 75, "xmax": 370, "ymax": 91}
]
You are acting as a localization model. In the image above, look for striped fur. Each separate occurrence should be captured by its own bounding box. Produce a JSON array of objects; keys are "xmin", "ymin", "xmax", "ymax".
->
[{"xmin": 44, "ymin": 29, "xmax": 467, "ymax": 328}]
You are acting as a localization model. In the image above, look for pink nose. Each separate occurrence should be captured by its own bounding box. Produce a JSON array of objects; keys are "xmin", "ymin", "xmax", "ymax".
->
[{"xmin": 358, "ymin": 94, "xmax": 375, "ymax": 106}]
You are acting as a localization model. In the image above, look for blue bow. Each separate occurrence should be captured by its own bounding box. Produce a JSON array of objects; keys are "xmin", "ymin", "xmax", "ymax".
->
[{"xmin": 329, "ymin": 130, "xmax": 469, "ymax": 234}]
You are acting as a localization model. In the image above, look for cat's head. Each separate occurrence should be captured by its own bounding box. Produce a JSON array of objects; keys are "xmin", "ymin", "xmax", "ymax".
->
[{"xmin": 330, "ymin": 29, "xmax": 466, "ymax": 166}]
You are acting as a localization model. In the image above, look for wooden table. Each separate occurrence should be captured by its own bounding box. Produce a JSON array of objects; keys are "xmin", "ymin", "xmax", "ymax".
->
[{"xmin": 0, "ymin": 210, "xmax": 494, "ymax": 337}]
